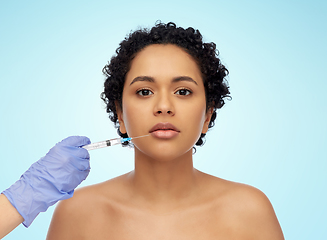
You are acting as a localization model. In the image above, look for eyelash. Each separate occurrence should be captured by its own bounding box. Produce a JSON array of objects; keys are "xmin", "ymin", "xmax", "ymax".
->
[
  {"xmin": 136, "ymin": 88, "xmax": 153, "ymax": 96},
  {"xmin": 136, "ymin": 88, "xmax": 192, "ymax": 96},
  {"xmin": 175, "ymin": 88, "xmax": 192, "ymax": 96}
]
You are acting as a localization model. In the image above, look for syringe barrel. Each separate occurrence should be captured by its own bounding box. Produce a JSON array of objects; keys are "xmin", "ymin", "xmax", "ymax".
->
[
  {"xmin": 82, "ymin": 135, "xmax": 148, "ymax": 151},
  {"xmin": 82, "ymin": 141, "xmax": 109, "ymax": 151},
  {"xmin": 108, "ymin": 138, "xmax": 121, "ymax": 146},
  {"xmin": 82, "ymin": 138, "xmax": 122, "ymax": 151}
]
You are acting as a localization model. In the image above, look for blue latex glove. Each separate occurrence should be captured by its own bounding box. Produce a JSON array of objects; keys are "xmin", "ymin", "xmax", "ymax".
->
[{"xmin": 2, "ymin": 136, "xmax": 91, "ymax": 227}]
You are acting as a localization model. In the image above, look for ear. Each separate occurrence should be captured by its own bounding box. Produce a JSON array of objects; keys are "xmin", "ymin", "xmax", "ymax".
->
[
  {"xmin": 116, "ymin": 102, "xmax": 127, "ymax": 134},
  {"xmin": 202, "ymin": 107, "xmax": 213, "ymax": 134}
]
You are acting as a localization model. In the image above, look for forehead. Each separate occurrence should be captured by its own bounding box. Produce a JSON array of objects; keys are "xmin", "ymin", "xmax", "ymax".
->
[{"xmin": 125, "ymin": 44, "xmax": 202, "ymax": 84}]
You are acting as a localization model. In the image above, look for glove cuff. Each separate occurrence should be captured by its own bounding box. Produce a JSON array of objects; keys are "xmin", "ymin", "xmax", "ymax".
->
[
  {"xmin": 2, "ymin": 179, "xmax": 32, "ymax": 227},
  {"xmin": 2, "ymin": 175, "xmax": 73, "ymax": 227}
]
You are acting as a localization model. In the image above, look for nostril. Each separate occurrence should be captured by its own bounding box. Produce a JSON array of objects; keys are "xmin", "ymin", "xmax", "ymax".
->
[{"xmin": 154, "ymin": 109, "xmax": 173, "ymax": 115}]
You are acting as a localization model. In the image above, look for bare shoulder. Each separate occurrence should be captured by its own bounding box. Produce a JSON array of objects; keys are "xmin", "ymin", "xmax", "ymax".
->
[
  {"xmin": 199, "ymin": 172, "xmax": 284, "ymax": 239},
  {"xmin": 46, "ymin": 173, "xmax": 129, "ymax": 240}
]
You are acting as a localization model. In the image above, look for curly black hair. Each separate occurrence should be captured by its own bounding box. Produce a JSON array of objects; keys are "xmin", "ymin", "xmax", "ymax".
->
[{"xmin": 101, "ymin": 21, "xmax": 230, "ymax": 147}]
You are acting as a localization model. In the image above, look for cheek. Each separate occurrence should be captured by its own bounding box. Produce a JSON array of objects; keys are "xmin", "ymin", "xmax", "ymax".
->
[
  {"xmin": 122, "ymin": 100, "xmax": 149, "ymax": 135},
  {"xmin": 179, "ymin": 102, "xmax": 207, "ymax": 135},
  {"xmin": 122, "ymin": 105, "xmax": 135, "ymax": 133}
]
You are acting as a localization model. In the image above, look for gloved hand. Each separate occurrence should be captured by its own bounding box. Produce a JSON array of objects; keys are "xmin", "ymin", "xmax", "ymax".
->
[{"xmin": 1, "ymin": 136, "xmax": 91, "ymax": 227}]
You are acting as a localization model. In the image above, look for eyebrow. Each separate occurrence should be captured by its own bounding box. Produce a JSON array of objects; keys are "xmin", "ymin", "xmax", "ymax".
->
[
  {"xmin": 129, "ymin": 76, "xmax": 154, "ymax": 85},
  {"xmin": 172, "ymin": 76, "xmax": 198, "ymax": 85},
  {"xmin": 129, "ymin": 76, "xmax": 198, "ymax": 86}
]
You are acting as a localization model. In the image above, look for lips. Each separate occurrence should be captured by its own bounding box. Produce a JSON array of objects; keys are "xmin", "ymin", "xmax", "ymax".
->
[{"xmin": 149, "ymin": 122, "xmax": 180, "ymax": 139}]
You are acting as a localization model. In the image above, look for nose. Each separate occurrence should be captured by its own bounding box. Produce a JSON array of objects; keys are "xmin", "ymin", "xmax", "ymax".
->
[{"xmin": 153, "ymin": 92, "xmax": 175, "ymax": 116}]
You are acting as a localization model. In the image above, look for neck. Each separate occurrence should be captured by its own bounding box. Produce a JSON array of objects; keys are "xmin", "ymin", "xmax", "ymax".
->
[{"xmin": 128, "ymin": 148, "xmax": 200, "ymax": 204}]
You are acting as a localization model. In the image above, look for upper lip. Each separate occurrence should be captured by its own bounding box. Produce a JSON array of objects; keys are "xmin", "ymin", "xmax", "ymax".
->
[{"xmin": 149, "ymin": 122, "xmax": 180, "ymax": 133}]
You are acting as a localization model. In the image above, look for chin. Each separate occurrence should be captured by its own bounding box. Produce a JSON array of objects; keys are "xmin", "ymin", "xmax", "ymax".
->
[{"xmin": 135, "ymin": 143, "xmax": 194, "ymax": 162}]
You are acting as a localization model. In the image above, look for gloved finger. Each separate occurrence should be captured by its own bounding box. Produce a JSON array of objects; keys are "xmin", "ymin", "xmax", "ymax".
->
[
  {"xmin": 43, "ymin": 148, "xmax": 90, "ymax": 171},
  {"xmin": 68, "ymin": 154, "xmax": 91, "ymax": 171},
  {"xmin": 64, "ymin": 146, "xmax": 90, "ymax": 160},
  {"xmin": 58, "ymin": 136, "xmax": 91, "ymax": 147},
  {"xmin": 56, "ymin": 168, "xmax": 90, "ymax": 192}
]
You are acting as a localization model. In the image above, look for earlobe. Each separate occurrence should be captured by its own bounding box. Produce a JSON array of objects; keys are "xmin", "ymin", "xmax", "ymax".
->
[
  {"xmin": 118, "ymin": 118, "xmax": 127, "ymax": 134},
  {"xmin": 202, "ymin": 108, "xmax": 213, "ymax": 134},
  {"xmin": 116, "ymin": 103, "xmax": 127, "ymax": 134},
  {"xmin": 119, "ymin": 125, "xmax": 127, "ymax": 134}
]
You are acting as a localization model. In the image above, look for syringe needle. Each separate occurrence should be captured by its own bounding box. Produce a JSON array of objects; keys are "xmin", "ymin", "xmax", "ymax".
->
[
  {"xmin": 132, "ymin": 134, "xmax": 150, "ymax": 139},
  {"xmin": 122, "ymin": 134, "xmax": 150, "ymax": 142}
]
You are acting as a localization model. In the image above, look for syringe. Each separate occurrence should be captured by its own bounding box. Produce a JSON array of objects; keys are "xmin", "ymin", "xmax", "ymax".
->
[{"xmin": 82, "ymin": 134, "xmax": 150, "ymax": 151}]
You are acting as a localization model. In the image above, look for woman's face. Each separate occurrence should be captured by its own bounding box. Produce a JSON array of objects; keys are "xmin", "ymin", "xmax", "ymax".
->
[{"xmin": 118, "ymin": 44, "xmax": 212, "ymax": 161}]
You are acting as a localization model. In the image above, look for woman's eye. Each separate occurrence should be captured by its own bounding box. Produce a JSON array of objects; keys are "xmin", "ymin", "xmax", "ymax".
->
[
  {"xmin": 175, "ymin": 88, "xmax": 192, "ymax": 96},
  {"xmin": 137, "ymin": 89, "xmax": 153, "ymax": 96}
]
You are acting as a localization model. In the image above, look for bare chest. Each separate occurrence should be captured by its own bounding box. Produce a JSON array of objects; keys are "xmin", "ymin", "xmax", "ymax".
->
[{"xmin": 81, "ymin": 204, "xmax": 237, "ymax": 240}]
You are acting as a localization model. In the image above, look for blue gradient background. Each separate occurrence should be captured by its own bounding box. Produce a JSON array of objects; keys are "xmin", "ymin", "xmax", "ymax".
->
[{"xmin": 1, "ymin": 1, "xmax": 326, "ymax": 239}]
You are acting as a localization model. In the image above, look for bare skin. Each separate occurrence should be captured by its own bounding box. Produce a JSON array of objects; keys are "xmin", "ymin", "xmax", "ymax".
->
[
  {"xmin": 47, "ymin": 170, "xmax": 284, "ymax": 240},
  {"xmin": 47, "ymin": 44, "xmax": 284, "ymax": 239},
  {"xmin": 0, "ymin": 193, "xmax": 24, "ymax": 239}
]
